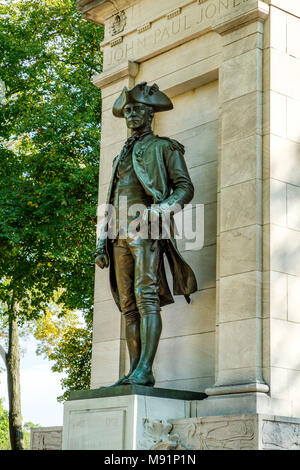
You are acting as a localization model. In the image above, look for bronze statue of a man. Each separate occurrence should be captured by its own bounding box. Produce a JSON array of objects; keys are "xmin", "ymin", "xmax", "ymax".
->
[{"xmin": 94, "ymin": 82, "xmax": 197, "ymax": 387}]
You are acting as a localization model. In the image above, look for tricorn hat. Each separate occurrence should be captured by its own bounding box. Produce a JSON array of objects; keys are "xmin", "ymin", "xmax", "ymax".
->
[{"xmin": 112, "ymin": 81, "xmax": 173, "ymax": 118}]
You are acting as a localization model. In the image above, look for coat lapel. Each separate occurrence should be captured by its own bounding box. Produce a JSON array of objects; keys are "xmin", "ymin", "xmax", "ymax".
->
[{"xmin": 105, "ymin": 152, "xmax": 123, "ymax": 205}]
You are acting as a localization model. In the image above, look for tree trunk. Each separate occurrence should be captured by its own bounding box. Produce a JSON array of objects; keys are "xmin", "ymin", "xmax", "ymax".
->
[
  {"xmin": 6, "ymin": 313, "xmax": 24, "ymax": 450},
  {"xmin": 0, "ymin": 344, "xmax": 7, "ymax": 368}
]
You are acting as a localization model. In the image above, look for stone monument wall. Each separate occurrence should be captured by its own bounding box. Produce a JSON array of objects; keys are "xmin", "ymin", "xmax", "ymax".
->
[
  {"xmin": 64, "ymin": 0, "xmax": 300, "ymax": 450},
  {"xmin": 90, "ymin": 8, "xmax": 223, "ymax": 391},
  {"xmin": 30, "ymin": 427, "xmax": 63, "ymax": 450},
  {"xmin": 77, "ymin": 0, "xmax": 300, "ymax": 420},
  {"xmin": 150, "ymin": 82, "xmax": 219, "ymax": 390},
  {"xmin": 262, "ymin": 1, "xmax": 300, "ymax": 417}
]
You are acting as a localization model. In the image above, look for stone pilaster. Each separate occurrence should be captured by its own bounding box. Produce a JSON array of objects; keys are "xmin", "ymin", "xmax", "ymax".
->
[
  {"xmin": 262, "ymin": 0, "xmax": 300, "ymax": 418},
  {"xmin": 205, "ymin": 1, "xmax": 270, "ymax": 398}
]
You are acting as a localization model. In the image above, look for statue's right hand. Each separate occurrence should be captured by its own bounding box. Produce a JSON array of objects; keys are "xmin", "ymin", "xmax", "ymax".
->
[{"xmin": 95, "ymin": 253, "xmax": 109, "ymax": 269}]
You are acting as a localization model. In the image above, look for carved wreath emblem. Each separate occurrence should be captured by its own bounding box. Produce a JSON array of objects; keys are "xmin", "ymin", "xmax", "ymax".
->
[
  {"xmin": 140, "ymin": 419, "xmax": 183, "ymax": 450},
  {"xmin": 110, "ymin": 11, "xmax": 127, "ymax": 36}
]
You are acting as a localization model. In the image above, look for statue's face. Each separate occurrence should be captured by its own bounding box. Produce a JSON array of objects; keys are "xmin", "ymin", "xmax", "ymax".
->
[{"xmin": 123, "ymin": 103, "xmax": 153, "ymax": 130}]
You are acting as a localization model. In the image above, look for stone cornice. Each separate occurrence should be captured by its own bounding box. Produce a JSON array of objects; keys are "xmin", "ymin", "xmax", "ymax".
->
[
  {"xmin": 212, "ymin": 0, "xmax": 269, "ymax": 34},
  {"xmin": 92, "ymin": 60, "xmax": 139, "ymax": 88},
  {"xmin": 80, "ymin": 1, "xmax": 270, "ymax": 44},
  {"xmin": 77, "ymin": 0, "xmax": 138, "ymax": 24},
  {"xmin": 84, "ymin": 0, "xmax": 270, "ymax": 87},
  {"xmin": 99, "ymin": 0, "xmax": 196, "ymax": 47}
]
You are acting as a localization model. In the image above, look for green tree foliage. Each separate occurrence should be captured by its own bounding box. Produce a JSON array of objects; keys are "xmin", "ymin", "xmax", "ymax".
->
[
  {"xmin": 50, "ymin": 327, "xmax": 92, "ymax": 402},
  {"xmin": 0, "ymin": 0, "xmax": 103, "ymax": 319},
  {"xmin": 0, "ymin": 399, "xmax": 39, "ymax": 450},
  {"xmin": 0, "ymin": 398, "xmax": 10, "ymax": 450},
  {"xmin": 0, "ymin": 0, "xmax": 103, "ymax": 447},
  {"xmin": 33, "ymin": 304, "xmax": 92, "ymax": 401},
  {"xmin": 23, "ymin": 422, "xmax": 41, "ymax": 450}
]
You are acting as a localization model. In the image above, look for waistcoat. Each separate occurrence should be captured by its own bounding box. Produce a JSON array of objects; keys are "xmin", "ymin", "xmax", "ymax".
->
[{"xmin": 111, "ymin": 150, "xmax": 153, "ymax": 238}]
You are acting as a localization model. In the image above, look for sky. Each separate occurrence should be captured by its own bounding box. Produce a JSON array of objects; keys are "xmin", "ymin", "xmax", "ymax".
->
[{"xmin": 0, "ymin": 337, "xmax": 64, "ymax": 427}]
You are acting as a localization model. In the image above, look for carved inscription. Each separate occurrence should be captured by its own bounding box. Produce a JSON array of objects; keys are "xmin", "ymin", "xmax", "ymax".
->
[
  {"xmin": 104, "ymin": 0, "xmax": 250, "ymax": 67},
  {"xmin": 68, "ymin": 409, "xmax": 125, "ymax": 450},
  {"xmin": 197, "ymin": 0, "xmax": 249, "ymax": 23}
]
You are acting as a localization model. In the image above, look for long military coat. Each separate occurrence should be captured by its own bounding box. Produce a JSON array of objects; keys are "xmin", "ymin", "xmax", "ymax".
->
[{"xmin": 96, "ymin": 133, "xmax": 198, "ymax": 312}]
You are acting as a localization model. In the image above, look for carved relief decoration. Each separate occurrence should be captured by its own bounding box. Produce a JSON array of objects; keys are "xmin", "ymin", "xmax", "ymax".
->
[
  {"xmin": 110, "ymin": 36, "xmax": 123, "ymax": 47},
  {"xmin": 137, "ymin": 22, "xmax": 151, "ymax": 34},
  {"xmin": 173, "ymin": 418, "xmax": 256, "ymax": 450},
  {"xmin": 166, "ymin": 8, "xmax": 181, "ymax": 20},
  {"xmin": 140, "ymin": 419, "xmax": 184, "ymax": 450},
  {"xmin": 262, "ymin": 421, "xmax": 300, "ymax": 450},
  {"xmin": 141, "ymin": 417, "xmax": 257, "ymax": 450},
  {"xmin": 110, "ymin": 11, "xmax": 127, "ymax": 36}
]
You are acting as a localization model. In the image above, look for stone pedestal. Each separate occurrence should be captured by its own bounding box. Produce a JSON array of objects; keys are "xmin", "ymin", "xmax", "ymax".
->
[
  {"xmin": 62, "ymin": 386, "xmax": 205, "ymax": 450},
  {"xmin": 62, "ymin": 385, "xmax": 300, "ymax": 450},
  {"xmin": 71, "ymin": 0, "xmax": 300, "ymax": 450}
]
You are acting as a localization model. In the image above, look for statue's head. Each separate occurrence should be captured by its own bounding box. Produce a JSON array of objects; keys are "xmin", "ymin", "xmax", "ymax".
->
[
  {"xmin": 122, "ymin": 102, "xmax": 154, "ymax": 131},
  {"xmin": 112, "ymin": 82, "xmax": 173, "ymax": 131}
]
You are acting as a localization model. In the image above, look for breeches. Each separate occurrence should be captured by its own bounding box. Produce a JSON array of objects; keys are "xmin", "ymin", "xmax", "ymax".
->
[{"xmin": 113, "ymin": 237, "xmax": 161, "ymax": 324}]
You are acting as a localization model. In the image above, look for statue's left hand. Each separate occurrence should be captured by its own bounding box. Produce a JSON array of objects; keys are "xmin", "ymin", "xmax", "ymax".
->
[{"xmin": 95, "ymin": 253, "xmax": 109, "ymax": 269}]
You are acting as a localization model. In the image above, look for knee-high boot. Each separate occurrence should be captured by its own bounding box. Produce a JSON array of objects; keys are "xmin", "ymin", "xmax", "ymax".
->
[
  {"xmin": 126, "ymin": 318, "xmax": 141, "ymax": 376},
  {"xmin": 99, "ymin": 316, "xmax": 141, "ymax": 388},
  {"xmin": 126, "ymin": 312, "xmax": 162, "ymax": 386}
]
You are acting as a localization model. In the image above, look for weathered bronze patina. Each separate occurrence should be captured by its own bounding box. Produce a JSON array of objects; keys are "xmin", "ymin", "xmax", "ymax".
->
[{"xmin": 94, "ymin": 82, "xmax": 197, "ymax": 387}]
